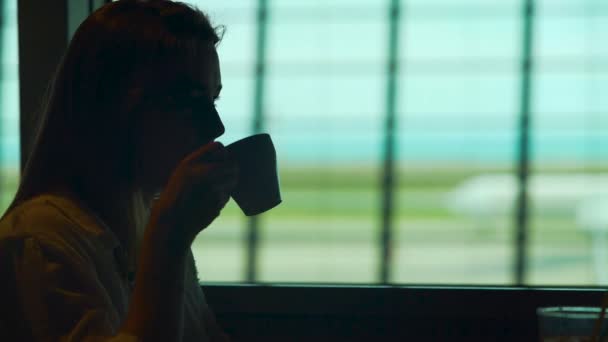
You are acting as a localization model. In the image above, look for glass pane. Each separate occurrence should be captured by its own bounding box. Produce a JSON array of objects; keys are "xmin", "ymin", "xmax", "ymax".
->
[
  {"xmin": 537, "ymin": 0, "xmax": 608, "ymax": 14},
  {"xmin": 407, "ymin": 0, "xmax": 521, "ymax": 17},
  {"xmin": 197, "ymin": 0, "xmax": 255, "ymax": 12},
  {"xmin": 259, "ymin": 6, "xmax": 385, "ymax": 282},
  {"xmin": 401, "ymin": 75, "xmax": 519, "ymax": 116},
  {"xmin": 529, "ymin": 71, "xmax": 608, "ymax": 286},
  {"xmin": 536, "ymin": 17, "xmax": 608, "ymax": 63},
  {"xmin": 271, "ymin": 1, "xmax": 384, "ymax": 20},
  {"xmin": 529, "ymin": 0, "xmax": 608, "ymax": 285},
  {"xmin": 272, "ymin": 0, "xmax": 383, "ymax": 7},
  {"xmin": 404, "ymin": 18, "xmax": 520, "ymax": 61},
  {"xmin": 0, "ymin": 0, "xmax": 19, "ymax": 214},
  {"xmin": 268, "ymin": 17, "xmax": 386, "ymax": 65},
  {"xmin": 407, "ymin": 0, "xmax": 520, "ymax": 5},
  {"xmin": 395, "ymin": 10, "xmax": 520, "ymax": 284}
]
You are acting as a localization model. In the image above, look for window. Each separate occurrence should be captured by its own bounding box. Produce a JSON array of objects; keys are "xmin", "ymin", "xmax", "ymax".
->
[
  {"xmin": 127, "ymin": 0, "xmax": 608, "ymax": 286},
  {"xmin": 393, "ymin": 0, "xmax": 521, "ymax": 284},
  {"xmin": 0, "ymin": 0, "xmax": 19, "ymax": 213},
  {"xmin": 529, "ymin": 0, "xmax": 608, "ymax": 285}
]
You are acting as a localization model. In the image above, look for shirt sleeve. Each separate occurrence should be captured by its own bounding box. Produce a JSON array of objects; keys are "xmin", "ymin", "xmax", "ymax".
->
[
  {"xmin": 2, "ymin": 234, "xmax": 139, "ymax": 342},
  {"xmin": 181, "ymin": 249, "xmax": 213, "ymax": 342},
  {"xmin": 182, "ymin": 249, "xmax": 232, "ymax": 342}
]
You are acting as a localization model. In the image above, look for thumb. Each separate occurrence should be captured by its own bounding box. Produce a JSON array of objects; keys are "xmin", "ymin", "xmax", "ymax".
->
[{"xmin": 183, "ymin": 141, "xmax": 225, "ymax": 164}]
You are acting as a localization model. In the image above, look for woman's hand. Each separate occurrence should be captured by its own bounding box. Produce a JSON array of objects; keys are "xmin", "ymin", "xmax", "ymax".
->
[{"xmin": 147, "ymin": 142, "xmax": 238, "ymax": 252}]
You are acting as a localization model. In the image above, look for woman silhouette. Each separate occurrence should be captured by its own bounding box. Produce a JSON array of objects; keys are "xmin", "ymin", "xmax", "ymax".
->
[{"xmin": 0, "ymin": 1, "xmax": 237, "ymax": 340}]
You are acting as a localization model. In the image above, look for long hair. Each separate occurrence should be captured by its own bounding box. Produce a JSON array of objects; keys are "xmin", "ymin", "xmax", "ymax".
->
[{"xmin": 4, "ymin": 0, "xmax": 222, "ymax": 270}]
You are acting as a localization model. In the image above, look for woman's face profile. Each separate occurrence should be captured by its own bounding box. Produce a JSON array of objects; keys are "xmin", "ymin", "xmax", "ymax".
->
[{"xmin": 135, "ymin": 44, "xmax": 224, "ymax": 195}]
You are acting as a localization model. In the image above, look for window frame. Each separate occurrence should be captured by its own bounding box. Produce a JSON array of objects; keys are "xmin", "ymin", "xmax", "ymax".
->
[{"xmin": 17, "ymin": 0, "xmax": 604, "ymax": 288}]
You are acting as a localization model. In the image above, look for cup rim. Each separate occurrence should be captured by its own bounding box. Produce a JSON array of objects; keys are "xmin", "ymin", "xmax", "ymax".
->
[{"xmin": 227, "ymin": 133, "xmax": 270, "ymax": 146}]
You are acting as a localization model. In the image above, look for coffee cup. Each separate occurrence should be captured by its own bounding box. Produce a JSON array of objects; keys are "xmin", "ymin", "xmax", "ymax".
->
[{"xmin": 225, "ymin": 133, "xmax": 281, "ymax": 216}]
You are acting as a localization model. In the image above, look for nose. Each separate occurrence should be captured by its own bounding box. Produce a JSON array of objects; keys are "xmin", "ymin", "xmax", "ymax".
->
[
  {"xmin": 209, "ymin": 107, "xmax": 225, "ymax": 140},
  {"xmin": 197, "ymin": 106, "xmax": 224, "ymax": 143}
]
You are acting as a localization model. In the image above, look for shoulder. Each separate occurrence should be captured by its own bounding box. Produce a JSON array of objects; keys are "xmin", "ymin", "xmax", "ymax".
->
[
  {"xmin": 0, "ymin": 196, "xmax": 133, "ymax": 341},
  {"xmin": 0, "ymin": 194, "xmax": 118, "ymax": 255}
]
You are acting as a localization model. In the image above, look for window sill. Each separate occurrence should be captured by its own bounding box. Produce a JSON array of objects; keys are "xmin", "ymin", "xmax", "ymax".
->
[{"xmin": 201, "ymin": 283, "xmax": 605, "ymax": 340}]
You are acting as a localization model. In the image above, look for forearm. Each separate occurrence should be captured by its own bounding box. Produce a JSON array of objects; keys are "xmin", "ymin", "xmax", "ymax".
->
[
  {"xmin": 183, "ymin": 249, "xmax": 231, "ymax": 342},
  {"xmin": 119, "ymin": 225, "xmax": 188, "ymax": 341}
]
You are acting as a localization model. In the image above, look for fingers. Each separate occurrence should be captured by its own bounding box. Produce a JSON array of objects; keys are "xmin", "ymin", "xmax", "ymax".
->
[
  {"xmin": 186, "ymin": 141, "xmax": 221, "ymax": 159},
  {"xmin": 184, "ymin": 141, "xmax": 233, "ymax": 164},
  {"xmin": 189, "ymin": 158, "xmax": 239, "ymax": 188},
  {"xmin": 158, "ymin": 142, "xmax": 239, "ymax": 235},
  {"xmin": 196, "ymin": 181, "xmax": 233, "ymax": 223},
  {"xmin": 192, "ymin": 167, "xmax": 239, "ymax": 198}
]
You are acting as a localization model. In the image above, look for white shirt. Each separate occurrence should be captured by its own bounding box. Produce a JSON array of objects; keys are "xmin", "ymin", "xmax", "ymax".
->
[{"xmin": 0, "ymin": 193, "xmax": 216, "ymax": 341}]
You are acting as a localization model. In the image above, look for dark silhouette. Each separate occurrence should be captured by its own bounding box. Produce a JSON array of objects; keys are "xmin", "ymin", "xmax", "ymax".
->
[{"xmin": 0, "ymin": 1, "xmax": 237, "ymax": 340}]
